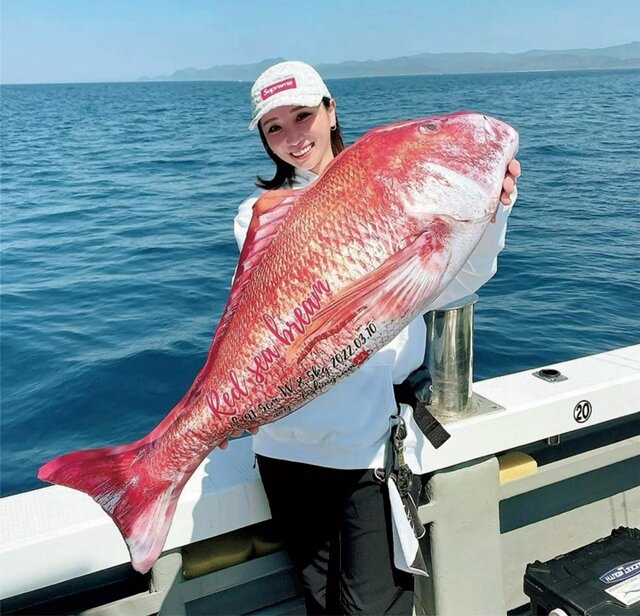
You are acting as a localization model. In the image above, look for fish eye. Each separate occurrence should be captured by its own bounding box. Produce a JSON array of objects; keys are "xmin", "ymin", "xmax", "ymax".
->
[{"xmin": 419, "ymin": 122, "xmax": 439, "ymax": 134}]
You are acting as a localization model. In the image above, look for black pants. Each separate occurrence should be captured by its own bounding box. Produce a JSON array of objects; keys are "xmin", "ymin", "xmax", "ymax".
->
[{"xmin": 256, "ymin": 455, "xmax": 417, "ymax": 615}]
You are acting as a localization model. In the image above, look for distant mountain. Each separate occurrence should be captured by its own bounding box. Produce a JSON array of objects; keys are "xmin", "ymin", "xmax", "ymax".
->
[
  {"xmin": 147, "ymin": 57, "xmax": 287, "ymax": 83},
  {"xmin": 140, "ymin": 42, "xmax": 640, "ymax": 82}
]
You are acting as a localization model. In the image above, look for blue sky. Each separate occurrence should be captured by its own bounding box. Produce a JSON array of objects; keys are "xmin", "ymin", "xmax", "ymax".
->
[{"xmin": 2, "ymin": 0, "xmax": 638, "ymax": 84}]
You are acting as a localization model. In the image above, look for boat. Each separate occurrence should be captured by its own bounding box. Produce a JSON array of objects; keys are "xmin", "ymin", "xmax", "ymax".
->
[{"xmin": 2, "ymin": 298, "xmax": 638, "ymax": 615}]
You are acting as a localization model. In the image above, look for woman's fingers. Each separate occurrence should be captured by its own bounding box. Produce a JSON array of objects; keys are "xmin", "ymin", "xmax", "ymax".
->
[
  {"xmin": 500, "ymin": 174, "xmax": 516, "ymax": 204},
  {"xmin": 499, "ymin": 158, "xmax": 521, "ymax": 205},
  {"xmin": 503, "ymin": 174, "xmax": 516, "ymax": 194},
  {"xmin": 218, "ymin": 426, "xmax": 260, "ymax": 450}
]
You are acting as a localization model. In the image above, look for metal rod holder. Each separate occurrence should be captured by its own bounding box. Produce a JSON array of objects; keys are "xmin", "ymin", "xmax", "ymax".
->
[{"xmin": 424, "ymin": 293, "xmax": 478, "ymax": 420}]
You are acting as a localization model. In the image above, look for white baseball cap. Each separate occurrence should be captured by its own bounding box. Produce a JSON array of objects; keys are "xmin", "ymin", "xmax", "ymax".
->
[{"xmin": 248, "ymin": 61, "xmax": 331, "ymax": 130}]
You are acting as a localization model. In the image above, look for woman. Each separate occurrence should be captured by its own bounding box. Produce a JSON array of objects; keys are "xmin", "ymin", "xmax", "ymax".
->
[{"xmin": 233, "ymin": 61, "xmax": 520, "ymax": 615}]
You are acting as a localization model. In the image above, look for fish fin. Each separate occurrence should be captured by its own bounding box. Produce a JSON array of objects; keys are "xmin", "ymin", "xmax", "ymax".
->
[
  {"xmin": 209, "ymin": 189, "xmax": 305, "ymax": 358},
  {"xmin": 236, "ymin": 189, "xmax": 302, "ymax": 281},
  {"xmin": 286, "ymin": 230, "xmax": 451, "ymax": 360},
  {"xmin": 38, "ymin": 441, "xmax": 187, "ymax": 574}
]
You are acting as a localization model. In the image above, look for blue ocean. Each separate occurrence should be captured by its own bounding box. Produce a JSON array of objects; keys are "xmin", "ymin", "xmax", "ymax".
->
[{"xmin": 2, "ymin": 69, "xmax": 639, "ymax": 497}]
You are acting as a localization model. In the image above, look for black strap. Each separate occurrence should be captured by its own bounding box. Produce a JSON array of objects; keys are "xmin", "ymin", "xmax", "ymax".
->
[
  {"xmin": 412, "ymin": 407, "xmax": 451, "ymax": 449},
  {"xmin": 393, "ymin": 382, "xmax": 451, "ymax": 449}
]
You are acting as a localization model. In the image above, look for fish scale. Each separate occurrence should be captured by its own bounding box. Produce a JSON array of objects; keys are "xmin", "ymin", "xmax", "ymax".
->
[{"xmin": 38, "ymin": 110, "xmax": 518, "ymax": 573}]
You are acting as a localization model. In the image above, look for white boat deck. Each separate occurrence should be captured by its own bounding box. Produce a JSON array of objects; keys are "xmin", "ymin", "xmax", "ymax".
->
[{"xmin": 1, "ymin": 344, "xmax": 639, "ymax": 608}]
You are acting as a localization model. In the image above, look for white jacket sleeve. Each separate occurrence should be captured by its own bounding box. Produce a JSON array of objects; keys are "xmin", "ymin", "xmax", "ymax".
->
[
  {"xmin": 233, "ymin": 192, "xmax": 261, "ymax": 251},
  {"xmin": 426, "ymin": 190, "xmax": 516, "ymax": 311}
]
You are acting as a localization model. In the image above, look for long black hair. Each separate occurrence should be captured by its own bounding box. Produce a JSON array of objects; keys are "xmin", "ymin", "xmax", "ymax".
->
[{"xmin": 255, "ymin": 98, "xmax": 345, "ymax": 190}]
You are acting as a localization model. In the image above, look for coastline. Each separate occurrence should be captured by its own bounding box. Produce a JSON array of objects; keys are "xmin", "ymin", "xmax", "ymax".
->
[{"xmin": 2, "ymin": 65, "xmax": 639, "ymax": 87}]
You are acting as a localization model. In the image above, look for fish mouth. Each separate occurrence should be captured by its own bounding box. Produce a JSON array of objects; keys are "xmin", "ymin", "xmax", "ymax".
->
[
  {"xmin": 440, "ymin": 211, "xmax": 496, "ymax": 225},
  {"xmin": 404, "ymin": 161, "xmax": 504, "ymax": 223}
]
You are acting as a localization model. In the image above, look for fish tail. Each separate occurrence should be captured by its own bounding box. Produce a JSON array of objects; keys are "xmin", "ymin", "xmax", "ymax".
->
[{"xmin": 38, "ymin": 441, "xmax": 186, "ymax": 574}]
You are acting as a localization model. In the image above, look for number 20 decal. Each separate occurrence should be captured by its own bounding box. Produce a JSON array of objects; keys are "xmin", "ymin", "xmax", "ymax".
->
[{"xmin": 573, "ymin": 400, "xmax": 592, "ymax": 423}]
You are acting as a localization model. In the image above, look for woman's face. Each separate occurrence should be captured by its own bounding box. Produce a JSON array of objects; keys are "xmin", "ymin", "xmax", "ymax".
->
[{"xmin": 260, "ymin": 100, "xmax": 337, "ymax": 175}]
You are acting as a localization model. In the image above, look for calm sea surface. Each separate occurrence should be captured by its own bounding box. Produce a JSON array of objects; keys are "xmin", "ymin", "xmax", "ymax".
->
[{"xmin": 2, "ymin": 70, "xmax": 639, "ymax": 496}]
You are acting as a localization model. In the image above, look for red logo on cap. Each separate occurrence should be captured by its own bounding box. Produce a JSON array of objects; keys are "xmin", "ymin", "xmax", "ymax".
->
[{"xmin": 261, "ymin": 77, "xmax": 297, "ymax": 100}]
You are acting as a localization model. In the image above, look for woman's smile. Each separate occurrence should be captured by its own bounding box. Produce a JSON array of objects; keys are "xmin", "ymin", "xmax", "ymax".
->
[{"xmin": 291, "ymin": 143, "xmax": 314, "ymax": 159}]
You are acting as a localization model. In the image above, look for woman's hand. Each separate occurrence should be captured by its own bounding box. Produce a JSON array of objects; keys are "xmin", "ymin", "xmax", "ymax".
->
[
  {"xmin": 218, "ymin": 426, "xmax": 259, "ymax": 450},
  {"xmin": 500, "ymin": 159, "xmax": 521, "ymax": 205}
]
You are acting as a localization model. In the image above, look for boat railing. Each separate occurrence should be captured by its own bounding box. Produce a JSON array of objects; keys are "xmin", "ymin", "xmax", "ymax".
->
[{"xmin": 1, "ymin": 315, "xmax": 639, "ymax": 614}]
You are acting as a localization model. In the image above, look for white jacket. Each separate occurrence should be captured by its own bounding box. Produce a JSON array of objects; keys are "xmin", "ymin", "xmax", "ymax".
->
[{"xmin": 233, "ymin": 167, "xmax": 514, "ymax": 472}]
